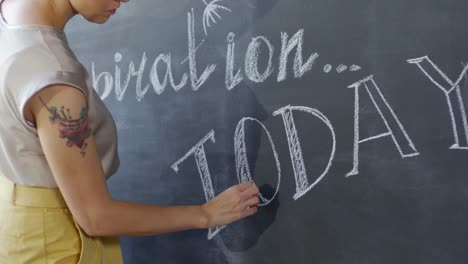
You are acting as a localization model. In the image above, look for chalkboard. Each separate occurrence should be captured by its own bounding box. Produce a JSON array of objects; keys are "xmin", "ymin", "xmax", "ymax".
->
[{"xmin": 67, "ymin": 0, "xmax": 468, "ymax": 263}]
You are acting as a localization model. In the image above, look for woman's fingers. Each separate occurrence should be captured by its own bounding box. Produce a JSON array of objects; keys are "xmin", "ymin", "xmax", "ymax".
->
[
  {"xmin": 240, "ymin": 206, "xmax": 258, "ymax": 219},
  {"xmin": 242, "ymin": 195, "xmax": 260, "ymax": 208},
  {"xmin": 202, "ymin": 181, "xmax": 260, "ymax": 227},
  {"xmin": 237, "ymin": 181, "xmax": 254, "ymax": 192},
  {"xmin": 239, "ymin": 183, "xmax": 259, "ymax": 202}
]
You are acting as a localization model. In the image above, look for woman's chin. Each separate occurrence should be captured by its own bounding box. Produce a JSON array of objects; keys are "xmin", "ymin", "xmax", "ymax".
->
[{"xmin": 84, "ymin": 15, "xmax": 110, "ymax": 24}]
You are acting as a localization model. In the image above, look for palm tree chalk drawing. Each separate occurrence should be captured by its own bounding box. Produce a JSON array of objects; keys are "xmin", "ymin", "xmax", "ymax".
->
[{"xmin": 202, "ymin": 0, "xmax": 232, "ymax": 35}]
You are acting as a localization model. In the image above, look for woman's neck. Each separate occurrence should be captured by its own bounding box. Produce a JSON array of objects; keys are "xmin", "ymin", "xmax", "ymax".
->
[{"xmin": 2, "ymin": 0, "xmax": 76, "ymax": 30}]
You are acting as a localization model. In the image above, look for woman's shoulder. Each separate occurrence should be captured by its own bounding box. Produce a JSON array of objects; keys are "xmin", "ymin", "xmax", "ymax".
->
[
  {"xmin": 0, "ymin": 30, "xmax": 90, "ymax": 122},
  {"xmin": 2, "ymin": 26, "xmax": 84, "ymax": 76},
  {"xmin": 1, "ymin": 28, "xmax": 89, "ymax": 96}
]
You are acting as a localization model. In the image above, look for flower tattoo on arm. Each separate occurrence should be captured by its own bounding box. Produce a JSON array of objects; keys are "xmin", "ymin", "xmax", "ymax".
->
[{"xmin": 39, "ymin": 96, "xmax": 91, "ymax": 157}]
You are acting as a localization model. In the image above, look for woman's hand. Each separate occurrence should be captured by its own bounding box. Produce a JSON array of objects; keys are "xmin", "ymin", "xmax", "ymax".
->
[{"xmin": 200, "ymin": 182, "xmax": 260, "ymax": 228}]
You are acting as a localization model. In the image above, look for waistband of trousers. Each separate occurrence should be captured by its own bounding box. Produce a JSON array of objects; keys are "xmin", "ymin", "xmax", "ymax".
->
[{"xmin": 0, "ymin": 172, "xmax": 67, "ymax": 208}]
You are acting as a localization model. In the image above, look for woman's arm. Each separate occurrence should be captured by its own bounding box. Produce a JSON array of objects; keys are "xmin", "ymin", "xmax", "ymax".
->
[{"xmin": 27, "ymin": 85, "xmax": 259, "ymax": 237}]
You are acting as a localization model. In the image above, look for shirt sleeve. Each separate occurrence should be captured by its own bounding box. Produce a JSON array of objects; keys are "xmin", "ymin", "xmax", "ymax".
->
[
  {"xmin": 4, "ymin": 42, "xmax": 90, "ymax": 133},
  {"xmin": 12, "ymin": 70, "xmax": 89, "ymax": 131}
]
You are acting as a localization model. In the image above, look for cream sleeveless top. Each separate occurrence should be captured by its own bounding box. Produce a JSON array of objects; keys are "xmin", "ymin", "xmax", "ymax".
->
[{"xmin": 0, "ymin": 3, "xmax": 119, "ymax": 188}]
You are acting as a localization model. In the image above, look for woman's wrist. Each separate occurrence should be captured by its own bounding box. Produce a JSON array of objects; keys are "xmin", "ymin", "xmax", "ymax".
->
[{"xmin": 195, "ymin": 205, "xmax": 210, "ymax": 229}]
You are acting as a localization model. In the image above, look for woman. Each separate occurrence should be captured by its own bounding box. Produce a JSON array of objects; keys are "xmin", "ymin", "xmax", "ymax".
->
[{"xmin": 0, "ymin": 0, "xmax": 260, "ymax": 263}]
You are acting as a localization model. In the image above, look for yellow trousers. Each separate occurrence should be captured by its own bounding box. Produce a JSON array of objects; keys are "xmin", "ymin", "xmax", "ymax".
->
[{"xmin": 0, "ymin": 174, "xmax": 123, "ymax": 264}]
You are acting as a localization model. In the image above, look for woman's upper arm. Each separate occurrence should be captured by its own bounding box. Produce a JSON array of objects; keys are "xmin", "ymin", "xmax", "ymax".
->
[{"xmin": 27, "ymin": 85, "xmax": 112, "ymax": 235}]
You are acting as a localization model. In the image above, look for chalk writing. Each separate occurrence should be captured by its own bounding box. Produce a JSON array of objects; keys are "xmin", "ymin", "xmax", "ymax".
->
[
  {"xmin": 91, "ymin": 10, "xmax": 361, "ymax": 100},
  {"xmin": 202, "ymin": 0, "xmax": 231, "ymax": 35},
  {"xmin": 225, "ymin": 33, "xmax": 243, "ymax": 90},
  {"xmin": 188, "ymin": 9, "xmax": 217, "ymax": 91},
  {"xmin": 234, "ymin": 117, "xmax": 281, "ymax": 206},
  {"xmin": 273, "ymin": 106, "xmax": 336, "ymax": 199},
  {"xmin": 350, "ymin": 64, "xmax": 362, "ymax": 72},
  {"xmin": 150, "ymin": 53, "xmax": 188, "ymax": 95},
  {"xmin": 346, "ymin": 75, "xmax": 420, "ymax": 177},
  {"xmin": 408, "ymin": 56, "xmax": 468, "ymax": 149},
  {"xmin": 86, "ymin": 6, "xmax": 468, "ymax": 241},
  {"xmin": 323, "ymin": 64, "xmax": 332, "ymax": 73},
  {"xmin": 277, "ymin": 29, "xmax": 319, "ymax": 82},
  {"xmin": 171, "ymin": 130, "xmax": 225, "ymax": 239},
  {"xmin": 245, "ymin": 36, "xmax": 275, "ymax": 83},
  {"xmin": 174, "ymin": 104, "xmax": 337, "ymax": 238},
  {"xmin": 322, "ymin": 64, "xmax": 361, "ymax": 74}
]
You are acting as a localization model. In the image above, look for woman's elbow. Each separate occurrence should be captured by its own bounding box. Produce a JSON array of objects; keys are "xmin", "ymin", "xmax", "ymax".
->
[
  {"xmin": 74, "ymin": 213, "xmax": 103, "ymax": 237},
  {"xmin": 73, "ymin": 203, "xmax": 111, "ymax": 237}
]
